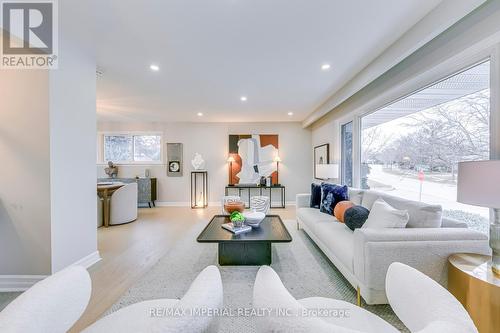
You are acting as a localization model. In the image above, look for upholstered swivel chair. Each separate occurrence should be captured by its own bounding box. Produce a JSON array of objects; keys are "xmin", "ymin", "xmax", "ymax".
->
[
  {"xmin": 83, "ymin": 265, "xmax": 223, "ymax": 332},
  {"xmin": 0, "ymin": 266, "xmax": 91, "ymax": 333},
  {"xmin": 110, "ymin": 182, "xmax": 138, "ymax": 225},
  {"xmin": 253, "ymin": 264, "xmax": 477, "ymax": 333}
]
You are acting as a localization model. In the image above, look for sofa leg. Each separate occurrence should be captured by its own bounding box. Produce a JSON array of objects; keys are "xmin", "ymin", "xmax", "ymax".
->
[{"xmin": 356, "ymin": 286, "xmax": 361, "ymax": 307}]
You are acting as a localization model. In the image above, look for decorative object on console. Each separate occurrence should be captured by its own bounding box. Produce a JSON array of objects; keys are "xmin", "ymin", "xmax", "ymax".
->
[
  {"xmin": 316, "ymin": 164, "xmax": 339, "ymax": 180},
  {"xmin": 457, "ymin": 160, "xmax": 500, "ymax": 275},
  {"xmin": 167, "ymin": 143, "xmax": 183, "ymax": 177},
  {"xmin": 104, "ymin": 161, "xmax": 118, "ymax": 178},
  {"xmin": 191, "ymin": 153, "xmax": 206, "ymax": 170},
  {"xmin": 190, "ymin": 171, "xmax": 208, "ymax": 208},
  {"xmin": 319, "ymin": 183, "xmax": 348, "ymax": 215},
  {"xmin": 144, "ymin": 169, "xmax": 150, "ymax": 178},
  {"xmin": 313, "ymin": 143, "xmax": 329, "ymax": 179},
  {"xmin": 363, "ymin": 198, "xmax": 409, "ymax": 229},
  {"xmin": 227, "ymin": 155, "xmax": 235, "ymax": 186},
  {"xmin": 344, "ymin": 205, "xmax": 370, "ymax": 230},
  {"xmin": 309, "ymin": 183, "xmax": 322, "ymax": 208},
  {"xmin": 274, "ymin": 155, "xmax": 281, "ymax": 185},
  {"xmin": 228, "ymin": 134, "xmax": 279, "ymax": 185},
  {"xmin": 334, "ymin": 200, "xmax": 355, "ymax": 222}
]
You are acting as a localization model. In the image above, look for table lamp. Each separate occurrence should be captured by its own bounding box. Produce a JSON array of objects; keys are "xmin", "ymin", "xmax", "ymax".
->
[
  {"xmin": 316, "ymin": 164, "xmax": 339, "ymax": 181},
  {"xmin": 227, "ymin": 156, "xmax": 235, "ymax": 186},
  {"xmin": 457, "ymin": 160, "xmax": 500, "ymax": 275}
]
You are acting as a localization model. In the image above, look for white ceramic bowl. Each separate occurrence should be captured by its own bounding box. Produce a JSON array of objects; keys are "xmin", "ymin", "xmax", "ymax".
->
[{"xmin": 243, "ymin": 211, "xmax": 265, "ymax": 227}]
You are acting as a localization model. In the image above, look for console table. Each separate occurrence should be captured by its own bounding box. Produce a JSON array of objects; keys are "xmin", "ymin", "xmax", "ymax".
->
[{"xmin": 225, "ymin": 185, "xmax": 285, "ymax": 208}]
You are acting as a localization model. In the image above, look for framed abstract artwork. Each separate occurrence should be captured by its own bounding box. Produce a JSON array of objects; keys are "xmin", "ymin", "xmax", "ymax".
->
[
  {"xmin": 314, "ymin": 143, "xmax": 329, "ymax": 179},
  {"xmin": 228, "ymin": 134, "xmax": 279, "ymax": 185}
]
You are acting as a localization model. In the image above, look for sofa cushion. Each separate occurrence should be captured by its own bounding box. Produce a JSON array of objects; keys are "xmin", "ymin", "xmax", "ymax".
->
[
  {"xmin": 313, "ymin": 222, "xmax": 354, "ymax": 271},
  {"xmin": 344, "ymin": 206, "xmax": 370, "ymax": 231},
  {"xmin": 334, "ymin": 201, "xmax": 355, "ymax": 223},
  {"xmin": 363, "ymin": 198, "xmax": 409, "ymax": 229},
  {"xmin": 320, "ymin": 183, "xmax": 349, "ymax": 215},
  {"xmin": 348, "ymin": 188, "xmax": 364, "ymax": 205},
  {"xmin": 309, "ymin": 183, "xmax": 322, "ymax": 208},
  {"xmin": 361, "ymin": 190, "xmax": 442, "ymax": 228}
]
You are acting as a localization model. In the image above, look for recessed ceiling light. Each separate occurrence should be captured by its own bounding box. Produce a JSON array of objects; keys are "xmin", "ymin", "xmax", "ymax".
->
[
  {"xmin": 150, "ymin": 64, "xmax": 160, "ymax": 71},
  {"xmin": 321, "ymin": 64, "xmax": 331, "ymax": 71},
  {"xmin": 287, "ymin": 112, "xmax": 294, "ymax": 116},
  {"xmin": 240, "ymin": 96, "xmax": 247, "ymax": 102},
  {"xmin": 197, "ymin": 112, "xmax": 203, "ymax": 117}
]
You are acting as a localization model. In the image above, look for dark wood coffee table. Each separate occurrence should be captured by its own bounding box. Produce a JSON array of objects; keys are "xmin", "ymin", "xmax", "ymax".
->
[{"xmin": 197, "ymin": 215, "xmax": 292, "ymax": 265}]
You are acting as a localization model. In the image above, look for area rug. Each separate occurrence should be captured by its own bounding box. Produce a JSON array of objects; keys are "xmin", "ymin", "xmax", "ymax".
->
[{"xmin": 109, "ymin": 219, "xmax": 407, "ymax": 332}]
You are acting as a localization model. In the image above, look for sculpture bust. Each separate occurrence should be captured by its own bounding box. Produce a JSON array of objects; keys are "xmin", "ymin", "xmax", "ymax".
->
[
  {"xmin": 105, "ymin": 161, "xmax": 118, "ymax": 178},
  {"xmin": 191, "ymin": 153, "xmax": 206, "ymax": 170}
]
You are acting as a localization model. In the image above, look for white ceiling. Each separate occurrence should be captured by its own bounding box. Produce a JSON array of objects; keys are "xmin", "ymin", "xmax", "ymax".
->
[{"xmin": 96, "ymin": 0, "xmax": 444, "ymax": 123}]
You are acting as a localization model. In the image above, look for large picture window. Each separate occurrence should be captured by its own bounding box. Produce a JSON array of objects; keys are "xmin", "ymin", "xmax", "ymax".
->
[
  {"xmin": 104, "ymin": 134, "xmax": 162, "ymax": 163},
  {"xmin": 360, "ymin": 61, "xmax": 490, "ymax": 233}
]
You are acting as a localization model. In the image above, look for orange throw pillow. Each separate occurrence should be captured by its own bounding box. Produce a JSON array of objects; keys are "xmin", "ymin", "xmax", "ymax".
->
[{"xmin": 334, "ymin": 201, "xmax": 355, "ymax": 223}]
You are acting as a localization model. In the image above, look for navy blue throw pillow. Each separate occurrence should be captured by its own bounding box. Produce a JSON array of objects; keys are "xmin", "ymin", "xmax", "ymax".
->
[
  {"xmin": 319, "ymin": 183, "xmax": 348, "ymax": 215},
  {"xmin": 310, "ymin": 183, "xmax": 322, "ymax": 208},
  {"xmin": 344, "ymin": 206, "xmax": 370, "ymax": 230}
]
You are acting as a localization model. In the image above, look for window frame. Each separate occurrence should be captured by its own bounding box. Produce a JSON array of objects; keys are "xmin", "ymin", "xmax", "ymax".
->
[{"xmin": 98, "ymin": 131, "xmax": 164, "ymax": 165}]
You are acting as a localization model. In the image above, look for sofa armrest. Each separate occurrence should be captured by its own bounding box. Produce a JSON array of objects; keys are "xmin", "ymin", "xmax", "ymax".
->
[
  {"xmin": 353, "ymin": 228, "xmax": 490, "ymax": 302},
  {"xmin": 296, "ymin": 193, "xmax": 311, "ymax": 209},
  {"xmin": 441, "ymin": 217, "xmax": 468, "ymax": 228}
]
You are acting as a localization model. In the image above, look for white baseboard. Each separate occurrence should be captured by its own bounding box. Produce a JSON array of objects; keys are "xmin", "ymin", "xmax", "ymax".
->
[
  {"xmin": 71, "ymin": 250, "xmax": 102, "ymax": 269},
  {"xmin": 0, "ymin": 275, "xmax": 48, "ymax": 292},
  {"xmin": 0, "ymin": 251, "xmax": 101, "ymax": 292}
]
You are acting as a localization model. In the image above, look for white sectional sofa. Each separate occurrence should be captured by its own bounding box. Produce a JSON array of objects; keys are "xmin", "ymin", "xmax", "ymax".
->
[{"xmin": 296, "ymin": 188, "xmax": 490, "ymax": 305}]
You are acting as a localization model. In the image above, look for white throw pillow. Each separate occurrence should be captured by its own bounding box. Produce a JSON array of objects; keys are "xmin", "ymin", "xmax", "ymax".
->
[{"xmin": 363, "ymin": 198, "xmax": 409, "ymax": 229}]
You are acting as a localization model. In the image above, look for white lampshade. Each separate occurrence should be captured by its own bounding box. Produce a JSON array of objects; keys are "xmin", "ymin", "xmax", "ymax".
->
[
  {"xmin": 316, "ymin": 164, "xmax": 339, "ymax": 179},
  {"xmin": 457, "ymin": 160, "xmax": 500, "ymax": 209}
]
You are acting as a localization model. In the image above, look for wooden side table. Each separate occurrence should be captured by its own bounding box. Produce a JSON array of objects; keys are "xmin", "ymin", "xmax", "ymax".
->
[{"xmin": 448, "ymin": 253, "xmax": 500, "ymax": 333}]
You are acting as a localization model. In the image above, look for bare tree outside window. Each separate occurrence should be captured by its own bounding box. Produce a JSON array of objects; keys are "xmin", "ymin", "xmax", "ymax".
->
[
  {"xmin": 104, "ymin": 134, "xmax": 161, "ymax": 163},
  {"xmin": 360, "ymin": 61, "xmax": 490, "ymax": 233}
]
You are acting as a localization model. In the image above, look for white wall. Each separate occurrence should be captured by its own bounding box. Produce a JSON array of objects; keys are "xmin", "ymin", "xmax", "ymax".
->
[
  {"xmin": 311, "ymin": 0, "xmax": 500, "ymax": 185},
  {"xmin": 0, "ymin": 0, "xmax": 98, "ymax": 283},
  {"xmin": 49, "ymin": 1, "xmax": 98, "ymax": 272},
  {"xmin": 97, "ymin": 122, "xmax": 312, "ymax": 204},
  {"xmin": 0, "ymin": 60, "xmax": 52, "ymax": 276}
]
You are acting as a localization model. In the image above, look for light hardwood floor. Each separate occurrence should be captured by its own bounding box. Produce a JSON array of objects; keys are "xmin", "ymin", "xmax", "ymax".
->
[{"xmin": 70, "ymin": 206, "xmax": 296, "ymax": 332}]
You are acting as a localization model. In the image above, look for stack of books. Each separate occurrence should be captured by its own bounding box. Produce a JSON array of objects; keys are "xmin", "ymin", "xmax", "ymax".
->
[{"xmin": 221, "ymin": 223, "xmax": 252, "ymax": 235}]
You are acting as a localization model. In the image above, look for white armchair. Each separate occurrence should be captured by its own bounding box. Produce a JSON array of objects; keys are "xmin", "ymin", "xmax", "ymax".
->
[
  {"xmin": 386, "ymin": 262, "xmax": 477, "ymax": 333},
  {"xmin": 0, "ymin": 266, "xmax": 91, "ymax": 333},
  {"xmin": 83, "ymin": 265, "xmax": 223, "ymax": 333},
  {"xmin": 253, "ymin": 264, "xmax": 478, "ymax": 333},
  {"xmin": 110, "ymin": 182, "xmax": 138, "ymax": 225},
  {"xmin": 253, "ymin": 265, "xmax": 398, "ymax": 333}
]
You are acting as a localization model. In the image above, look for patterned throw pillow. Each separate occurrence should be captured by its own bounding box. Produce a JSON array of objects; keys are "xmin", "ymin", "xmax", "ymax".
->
[
  {"xmin": 310, "ymin": 183, "xmax": 322, "ymax": 208},
  {"xmin": 334, "ymin": 200, "xmax": 355, "ymax": 223},
  {"xmin": 319, "ymin": 183, "xmax": 348, "ymax": 215},
  {"xmin": 344, "ymin": 206, "xmax": 370, "ymax": 231}
]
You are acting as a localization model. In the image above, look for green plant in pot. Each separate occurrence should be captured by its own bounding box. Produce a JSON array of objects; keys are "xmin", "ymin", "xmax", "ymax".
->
[{"xmin": 230, "ymin": 211, "xmax": 245, "ymax": 228}]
